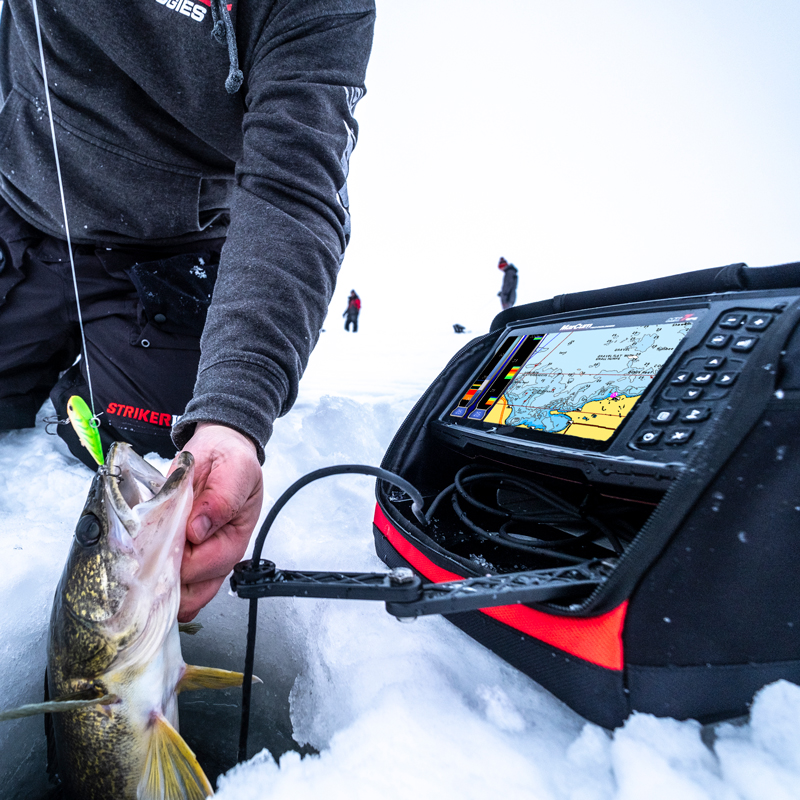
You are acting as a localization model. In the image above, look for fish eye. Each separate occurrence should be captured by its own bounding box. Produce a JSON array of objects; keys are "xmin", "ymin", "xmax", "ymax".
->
[{"xmin": 75, "ymin": 514, "xmax": 102, "ymax": 547}]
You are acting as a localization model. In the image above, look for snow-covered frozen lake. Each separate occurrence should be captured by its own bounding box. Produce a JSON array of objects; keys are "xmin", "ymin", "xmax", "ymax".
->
[{"xmin": 1, "ymin": 311, "xmax": 800, "ymax": 800}]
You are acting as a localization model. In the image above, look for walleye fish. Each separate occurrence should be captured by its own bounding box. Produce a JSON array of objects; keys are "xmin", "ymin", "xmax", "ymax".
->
[{"xmin": 1, "ymin": 442, "xmax": 253, "ymax": 799}]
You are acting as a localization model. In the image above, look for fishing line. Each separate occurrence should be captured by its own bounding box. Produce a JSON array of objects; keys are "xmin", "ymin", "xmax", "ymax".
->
[{"xmin": 31, "ymin": 0, "xmax": 98, "ymax": 423}]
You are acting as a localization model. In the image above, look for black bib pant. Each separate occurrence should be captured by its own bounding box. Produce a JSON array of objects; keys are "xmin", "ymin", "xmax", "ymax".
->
[{"xmin": 0, "ymin": 198, "xmax": 222, "ymax": 470}]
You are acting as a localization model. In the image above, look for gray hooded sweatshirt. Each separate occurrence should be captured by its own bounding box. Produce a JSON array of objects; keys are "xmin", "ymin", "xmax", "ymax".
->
[{"xmin": 0, "ymin": 0, "xmax": 375, "ymax": 460}]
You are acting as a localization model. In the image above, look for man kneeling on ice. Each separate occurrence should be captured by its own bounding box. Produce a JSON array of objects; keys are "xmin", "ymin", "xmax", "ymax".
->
[{"xmin": 0, "ymin": 0, "xmax": 376, "ymax": 622}]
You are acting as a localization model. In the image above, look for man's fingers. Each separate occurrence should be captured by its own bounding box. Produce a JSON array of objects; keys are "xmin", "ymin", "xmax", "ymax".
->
[
  {"xmin": 181, "ymin": 423, "xmax": 262, "ymax": 545},
  {"xmin": 189, "ymin": 513, "xmax": 213, "ymax": 543},
  {"xmin": 179, "ymin": 527, "xmax": 251, "ymax": 621},
  {"xmin": 179, "ymin": 577, "xmax": 225, "ymax": 623},
  {"xmin": 186, "ymin": 489, "xmax": 237, "ymax": 544},
  {"xmin": 186, "ymin": 473, "xmax": 254, "ymax": 544},
  {"xmin": 181, "ymin": 522, "xmax": 251, "ymax": 585},
  {"xmin": 176, "ymin": 422, "xmax": 264, "ymax": 618}
]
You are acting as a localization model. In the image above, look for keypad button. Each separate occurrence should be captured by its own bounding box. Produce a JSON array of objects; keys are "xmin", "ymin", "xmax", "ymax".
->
[
  {"xmin": 707, "ymin": 333, "xmax": 731, "ymax": 348},
  {"xmin": 636, "ymin": 430, "xmax": 662, "ymax": 446},
  {"xmin": 670, "ymin": 371, "xmax": 692, "ymax": 385},
  {"xmin": 704, "ymin": 356, "xmax": 726, "ymax": 369},
  {"xmin": 682, "ymin": 387, "xmax": 704, "ymax": 401},
  {"xmin": 719, "ymin": 314, "xmax": 746, "ymax": 329},
  {"xmin": 715, "ymin": 371, "xmax": 739, "ymax": 387},
  {"xmin": 651, "ymin": 409, "xmax": 676, "ymax": 424},
  {"xmin": 745, "ymin": 314, "xmax": 772, "ymax": 331},
  {"xmin": 692, "ymin": 372, "xmax": 714, "ymax": 385},
  {"xmin": 681, "ymin": 407, "xmax": 710, "ymax": 423},
  {"xmin": 732, "ymin": 336, "xmax": 758, "ymax": 352},
  {"xmin": 666, "ymin": 428, "xmax": 694, "ymax": 444}
]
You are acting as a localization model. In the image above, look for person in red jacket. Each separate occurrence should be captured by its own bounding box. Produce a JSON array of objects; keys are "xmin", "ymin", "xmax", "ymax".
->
[{"xmin": 344, "ymin": 290, "xmax": 361, "ymax": 332}]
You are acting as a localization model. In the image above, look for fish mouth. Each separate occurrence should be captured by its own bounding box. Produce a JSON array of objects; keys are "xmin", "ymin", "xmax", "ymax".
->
[
  {"xmin": 105, "ymin": 443, "xmax": 193, "ymax": 531},
  {"xmin": 102, "ymin": 444, "xmax": 195, "ymax": 637}
]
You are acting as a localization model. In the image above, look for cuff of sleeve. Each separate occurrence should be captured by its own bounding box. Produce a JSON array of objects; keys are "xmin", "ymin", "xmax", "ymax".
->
[{"xmin": 170, "ymin": 359, "xmax": 289, "ymax": 465}]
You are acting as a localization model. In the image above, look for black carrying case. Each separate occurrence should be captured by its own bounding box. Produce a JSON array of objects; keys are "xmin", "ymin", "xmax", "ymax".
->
[{"xmin": 373, "ymin": 261, "xmax": 800, "ymax": 729}]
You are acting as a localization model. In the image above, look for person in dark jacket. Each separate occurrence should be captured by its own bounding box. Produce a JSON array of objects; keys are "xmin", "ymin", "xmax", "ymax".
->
[
  {"xmin": 343, "ymin": 289, "xmax": 361, "ymax": 332},
  {"xmin": 0, "ymin": 0, "xmax": 375, "ymax": 621},
  {"xmin": 497, "ymin": 256, "xmax": 519, "ymax": 309}
]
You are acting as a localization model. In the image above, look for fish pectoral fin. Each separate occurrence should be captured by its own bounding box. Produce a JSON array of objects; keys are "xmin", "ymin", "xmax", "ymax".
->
[
  {"xmin": 0, "ymin": 693, "xmax": 118, "ymax": 721},
  {"xmin": 178, "ymin": 665, "xmax": 262, "ymax": 693},
  {"xmin": 178, "ymin": 622, "xmax": 204, "ymax": 635},
  {"xmin": 139, "ymin": 713, "xmax": 213, "ymax": 800}
]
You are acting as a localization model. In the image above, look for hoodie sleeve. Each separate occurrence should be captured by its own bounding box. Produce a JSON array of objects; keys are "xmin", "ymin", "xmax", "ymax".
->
[{"xmin": 172, "ymin": 3, "xmax": 375, "ymax": 462}]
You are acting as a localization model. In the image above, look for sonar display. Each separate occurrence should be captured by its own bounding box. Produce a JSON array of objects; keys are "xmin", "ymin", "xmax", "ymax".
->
[{"xmin": 453, "ymin": 317, "xmax": 693, "ymax": 442}]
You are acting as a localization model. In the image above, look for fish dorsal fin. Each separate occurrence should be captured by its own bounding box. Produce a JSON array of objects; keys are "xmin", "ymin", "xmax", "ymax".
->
[
  {"xmin": 177, "ymin": 665, "xmax": 262, "ymax": 693},
  {"xmin": 0, "ymin": 693, "xmax": 117, "ymax": 721},
  {"xmin": 139, "ymin": 713, "xmax": 213, "ymax": 800}
]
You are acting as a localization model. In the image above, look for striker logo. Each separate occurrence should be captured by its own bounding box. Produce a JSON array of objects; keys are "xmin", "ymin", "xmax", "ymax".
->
[
  {"xmin": 155, "ymin": 0, "xmax": 208, "ymax": 22},
  {"xmin": 106, "ymin": 402, "xmax": 177, "ymax": 427}
]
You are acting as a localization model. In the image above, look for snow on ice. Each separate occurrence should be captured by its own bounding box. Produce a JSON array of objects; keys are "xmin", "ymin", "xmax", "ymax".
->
[{"xmin": 1, "ymin": 317, "xmax": 800, "ymax": 800}]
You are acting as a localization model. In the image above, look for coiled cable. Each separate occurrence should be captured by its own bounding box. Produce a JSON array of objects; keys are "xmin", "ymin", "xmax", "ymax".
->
[{"xmin": 425, "ymin": 465, "xmax": 625, "ymax": 562}]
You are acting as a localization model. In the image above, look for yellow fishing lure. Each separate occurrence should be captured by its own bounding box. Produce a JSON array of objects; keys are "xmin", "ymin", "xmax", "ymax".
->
[{"xmin": 66, "ymin": 396, "xmax": 104, "ymax": 466}]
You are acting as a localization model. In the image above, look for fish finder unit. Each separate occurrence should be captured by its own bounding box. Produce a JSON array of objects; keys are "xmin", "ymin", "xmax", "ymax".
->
[
  {"xmin": 432, "ymin": 296, "xmax": 781, "ymax": 489},
  {"xmin": 372, "ymin": 260, "xmax": 800, "ymax": 729}
]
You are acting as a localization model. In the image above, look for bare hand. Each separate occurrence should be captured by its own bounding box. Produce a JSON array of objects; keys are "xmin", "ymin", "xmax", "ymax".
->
[{"xmin": 172, "ymin": 422, "xmax": 263, "ymax": 622}]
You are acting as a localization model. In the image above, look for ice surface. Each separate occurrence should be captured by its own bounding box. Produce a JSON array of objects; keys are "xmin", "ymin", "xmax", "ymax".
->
[{"xmin": 1, "ymin": 320, "xmax": 799, "ymax": 800}]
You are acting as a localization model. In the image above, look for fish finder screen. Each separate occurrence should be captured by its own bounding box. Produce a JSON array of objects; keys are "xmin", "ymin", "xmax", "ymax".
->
[{"xmin": 450, "ymin": 314, "xmax": 696, "ymax": 442}]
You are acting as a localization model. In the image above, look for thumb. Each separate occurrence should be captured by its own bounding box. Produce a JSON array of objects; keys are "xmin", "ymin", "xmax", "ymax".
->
[
  {"xmin": 186, "ymin": 478, "xmax": 239, "ymax": 544},
  {"xmin": 166, "ymin": 452, "xmax": 215, "ymax": 543},
  {"xmin": 188, "ymin": 511, "xmax": 214, "ymax": 543}
]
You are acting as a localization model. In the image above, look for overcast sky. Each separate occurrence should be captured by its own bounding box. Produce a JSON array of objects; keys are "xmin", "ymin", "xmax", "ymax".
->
[{"xmin": 331, "ymin": 0, "xmax": 800, "ymax": 332}]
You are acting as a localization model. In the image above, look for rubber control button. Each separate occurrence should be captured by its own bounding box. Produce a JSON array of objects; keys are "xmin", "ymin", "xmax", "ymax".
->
[
  {"xmin": 719, "ymin": 314, "xmax": 746, "ymax": 329},
  {"xmin": 670, "ymin": 371, "xmax": 692, "ymax": 385},
  {"xmin": 732, "ymin": 336, "xmax": 758, "ymax": 352},
  {"xmin": 716, "ymin": 371, "xmax": 739, "ymax": 387},
  {"xmin": 636, "ymin": 430, "xmax": 662, "ymax": 446},
  {"xmin": 707, "ymin": 333, "xmax": 731, "ymax": 348},
  {"xmin": 666, "ymin": 429, "xmax": 693, "ymax": 444},
  {"xmin": 651, "ymin": 409, "xmax": 676, "ymax": 424},
  {"xmin": 681, "ymin": 407, "xmax": 710, "ymax": 423},
  {"xmin": 745, "ymin": 314, "xmax": 772, "ymax": 331}
]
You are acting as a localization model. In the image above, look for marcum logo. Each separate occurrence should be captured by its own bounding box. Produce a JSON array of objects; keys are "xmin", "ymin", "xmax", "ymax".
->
[
  {"xmin": 665, "ymin": 313, "xmax": 700, "ymax": 323},
  {"xmin": 155, "ymin": 0, "xmax": 208, "ymax": 22},
  {"xmin": 559, "ymin": 323, "xmax": 593, "ymax": 331}
]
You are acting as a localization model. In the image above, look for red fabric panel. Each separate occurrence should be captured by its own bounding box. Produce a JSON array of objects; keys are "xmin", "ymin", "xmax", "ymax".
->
[{"xmin": 374, "ymin": 504, "xmax": 626, "ymax": 670}]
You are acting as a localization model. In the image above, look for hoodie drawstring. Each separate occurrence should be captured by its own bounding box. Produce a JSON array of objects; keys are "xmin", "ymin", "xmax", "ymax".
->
[{"xmin": 210, "ymin": 0, "xmax": 244, "ymax": 94}]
